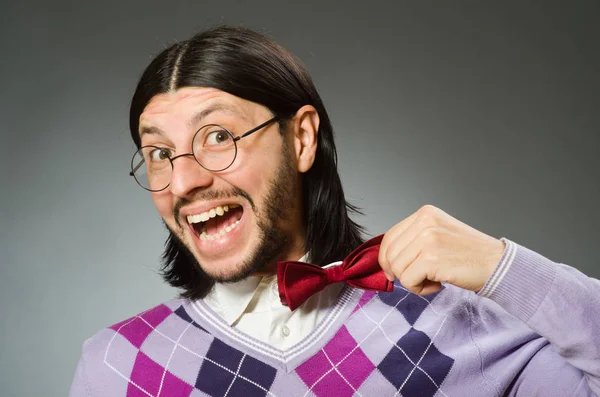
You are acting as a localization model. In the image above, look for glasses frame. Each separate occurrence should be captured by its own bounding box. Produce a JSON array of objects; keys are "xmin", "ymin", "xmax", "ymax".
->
[{"xmin": 130, "ymin": 116, "xmax": 280, "ymax": 192}]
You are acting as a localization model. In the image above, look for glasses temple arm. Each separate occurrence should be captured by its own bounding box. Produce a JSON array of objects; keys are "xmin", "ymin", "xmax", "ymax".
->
[
  {"xmin": 130, "ymin": 159, "xmax": 144, "ymax": 175},
  {"xmin": 237, "ymin": 116, "xmax": 279, "ymax": 140}
]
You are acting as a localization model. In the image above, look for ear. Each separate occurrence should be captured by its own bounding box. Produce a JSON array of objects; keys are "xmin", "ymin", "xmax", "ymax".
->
[{"xmin": 290, "ymin": 105, "xmax": 319, "ymax": 173}]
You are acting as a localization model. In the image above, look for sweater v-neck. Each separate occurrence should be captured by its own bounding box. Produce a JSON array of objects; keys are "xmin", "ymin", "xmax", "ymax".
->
[{"xmin": 184, "ymin": 285, "xmax": 363, "ymax": 372}]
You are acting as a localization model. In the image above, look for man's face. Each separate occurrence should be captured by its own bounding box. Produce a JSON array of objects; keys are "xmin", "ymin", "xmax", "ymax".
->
[{"xmin": 139, "ymin": 87, "xmax": 305, "ymax": 281}]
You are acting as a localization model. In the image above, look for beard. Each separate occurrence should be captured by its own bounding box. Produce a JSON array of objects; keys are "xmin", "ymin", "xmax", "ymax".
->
[{"xmin": 164, "ymin": 150, "xmax": 299, "ymax": 284}]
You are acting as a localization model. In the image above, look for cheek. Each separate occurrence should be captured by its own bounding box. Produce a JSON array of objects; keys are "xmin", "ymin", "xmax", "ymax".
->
[
  {"xmin": 151, "ymin": 192, "xmax": 174, "ymax": 221},
  {"xmin": 229, "ymin": 151, "xmax": 280, "ymax": 197}
]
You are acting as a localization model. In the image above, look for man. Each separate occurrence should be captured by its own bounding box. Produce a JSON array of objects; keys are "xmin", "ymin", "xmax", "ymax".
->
[{"xmin": 70, "ymin": 25, "xmax": 600, "ymax": 396}]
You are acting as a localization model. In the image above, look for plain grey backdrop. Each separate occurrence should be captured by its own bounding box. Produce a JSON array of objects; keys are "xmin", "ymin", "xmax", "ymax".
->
[{"xmin": 1, "ymin": 1, "xmax": 599, "ymax": 395}]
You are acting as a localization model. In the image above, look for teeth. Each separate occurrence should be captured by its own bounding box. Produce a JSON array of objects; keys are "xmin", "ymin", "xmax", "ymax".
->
[
  {"xmin": 187, "ymin": 205, "xmax": 237, "ymax": 224},
  {"xmin": 188, "ymin": 214, "xmax": 201, "ymax": 223},
  {"xmin": 199, "ymin": 220, "xmax": 240, "ymax": 241}
]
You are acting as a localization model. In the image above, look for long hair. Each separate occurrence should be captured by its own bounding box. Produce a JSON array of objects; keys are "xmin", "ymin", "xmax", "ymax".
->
[{"xmin": 129, "ymin": 25, "xmax": 364, "ymax": 300}]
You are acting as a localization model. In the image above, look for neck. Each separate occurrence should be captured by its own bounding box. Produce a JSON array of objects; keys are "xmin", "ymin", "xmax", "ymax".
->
[{"xmin": 253, "ymin": 233, "xmax": 306, "ymax": 277}]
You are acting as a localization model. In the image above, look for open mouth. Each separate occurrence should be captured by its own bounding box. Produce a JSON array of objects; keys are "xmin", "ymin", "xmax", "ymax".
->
[{"xmin": 187, "ymin": 204, "xmax": 244, "ymax": 241}]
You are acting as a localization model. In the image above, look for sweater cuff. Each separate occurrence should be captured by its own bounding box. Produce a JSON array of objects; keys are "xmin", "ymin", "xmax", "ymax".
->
[{"xmin": 477, "ymin": 238, "xmax": 557, "ymax": 323}]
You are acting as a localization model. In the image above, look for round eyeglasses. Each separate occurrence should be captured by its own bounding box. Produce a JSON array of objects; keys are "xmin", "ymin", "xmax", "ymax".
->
[{"xmin": 130, "ymin": 116, "xmax": 279, "ymax": 192}]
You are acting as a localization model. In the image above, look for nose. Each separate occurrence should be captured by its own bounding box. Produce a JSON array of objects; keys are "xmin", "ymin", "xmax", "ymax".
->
[{"xmin": 168, "ymin": 154, "xmax": 214, "ymax": 198}]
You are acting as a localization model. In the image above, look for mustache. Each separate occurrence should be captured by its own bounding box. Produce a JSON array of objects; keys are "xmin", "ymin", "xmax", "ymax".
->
[{"xmin": 173, "ymin": 186, "xmax": 255, "ymax": 228}]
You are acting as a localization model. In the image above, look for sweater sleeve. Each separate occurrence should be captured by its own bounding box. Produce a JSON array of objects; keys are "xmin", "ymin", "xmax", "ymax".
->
[
  {"xmin": 69, "ymin": 352, "xmax": 92, "ymax": 397},
  {"xmin": 478, "ymin": 238, "xmax": 600, "ymax": 395}
]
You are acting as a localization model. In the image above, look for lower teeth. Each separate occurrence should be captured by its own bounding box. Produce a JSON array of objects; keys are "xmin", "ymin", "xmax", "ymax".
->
[{"xmin": 200, "ymin": 220, "xmax": 240, "ymax": 241}]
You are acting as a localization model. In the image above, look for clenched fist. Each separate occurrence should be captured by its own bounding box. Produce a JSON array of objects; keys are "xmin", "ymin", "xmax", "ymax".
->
[{"xmin": 379, "ymin": 205, "xmax": 506, "ymax": 295}]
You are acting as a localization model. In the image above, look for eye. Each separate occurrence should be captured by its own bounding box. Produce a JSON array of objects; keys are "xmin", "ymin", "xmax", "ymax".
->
[
  {"xmin": 205, "ymin": 129, "xmax": 233, "ymax": 147},
  {"xmin": 149, "ymin": 147, "xmax": 173, "ymax": 161}
]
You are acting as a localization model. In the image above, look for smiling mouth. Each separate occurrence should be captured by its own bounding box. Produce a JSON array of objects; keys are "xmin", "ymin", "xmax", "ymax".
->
[{"xmin": 187, "ymin": 204, "xmax": 244, "ymax": 241}]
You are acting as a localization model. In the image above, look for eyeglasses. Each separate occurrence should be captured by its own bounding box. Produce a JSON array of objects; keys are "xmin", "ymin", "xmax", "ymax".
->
[{"xmin": 130, "ymin": 116, "xmax": 279, "ymax": 192}]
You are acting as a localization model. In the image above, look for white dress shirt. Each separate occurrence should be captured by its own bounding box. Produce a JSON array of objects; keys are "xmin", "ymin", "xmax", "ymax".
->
[{"xmin": 204, "ymin": 256, "xmax": 344, "ymax": 351}]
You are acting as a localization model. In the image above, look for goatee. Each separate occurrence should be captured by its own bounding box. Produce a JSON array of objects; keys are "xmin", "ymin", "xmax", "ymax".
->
[{"xmin": 165, "ymin": 151, "xmax": 299, "ymax": 284}]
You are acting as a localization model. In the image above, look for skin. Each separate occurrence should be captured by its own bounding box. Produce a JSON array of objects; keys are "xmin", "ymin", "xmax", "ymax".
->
[
  {"xmin": 379, "ymin": 205, "xmax": 506, "ymax": 295},
  {"xmin": 139, "ymin": 87, "xmax": 505, "ymax": 295},
  {"xmin": 139, "ymin": 87, "xmax": 319, "ymax": 280}
]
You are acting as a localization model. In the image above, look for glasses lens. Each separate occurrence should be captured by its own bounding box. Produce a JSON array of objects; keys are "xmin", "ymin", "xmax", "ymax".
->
[
  {"xmin": 131, "ymin": 147, "xmax": 172, "ymax": 191},
  {"xmin": 193, "ymin": 125, "xmax": 237, "ymax": 171}
]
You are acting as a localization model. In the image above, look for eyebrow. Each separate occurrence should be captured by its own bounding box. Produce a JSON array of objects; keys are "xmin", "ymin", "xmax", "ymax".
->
[{"xmin": 139, "ymin": 102, "xmax": 248, "ymax": 137}]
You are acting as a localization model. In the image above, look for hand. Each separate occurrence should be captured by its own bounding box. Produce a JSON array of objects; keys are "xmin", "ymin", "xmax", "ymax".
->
[{"xmin": 378, "ymin": 205, "xmax": 506, "ymax": 295}]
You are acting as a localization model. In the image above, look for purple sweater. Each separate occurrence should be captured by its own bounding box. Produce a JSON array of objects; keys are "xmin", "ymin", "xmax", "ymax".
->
[{"xmin": 69, "ymin": 239, "xmax": 600, "ymax": 396}]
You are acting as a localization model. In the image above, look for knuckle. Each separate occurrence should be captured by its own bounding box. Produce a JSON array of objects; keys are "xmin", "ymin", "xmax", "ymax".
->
[
  {"xmin": 399, "ymin": 272, "xmax": 412, "ymax": 288},
  {"xmin": 419, "ymin": 227, "xmax": 441, "ymax": 244},
  {"xmin": 419, "ymin": 204, "xmax": 439, "ymax": 216},
  {"xmin": 417, "ymin": 205, "xmax": 440, "ymax": 226}
]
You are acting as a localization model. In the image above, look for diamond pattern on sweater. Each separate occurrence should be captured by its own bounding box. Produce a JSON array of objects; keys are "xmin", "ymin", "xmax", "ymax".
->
[
  {"xmin": 127, "ymin": 350, "xmax": 194, "ymax": 397},
  {"xmin": 296, "ymin": 326, "xmax": 374, "ymax": 397},
  {"xmin": 346, "ymin": 302, "xmax": 410, "ymax": 366},
  {"xmin": 356, "ymin": 368, "xmax": 397, "ymax": 396},
  {"xmin": 103, "ymin": 331, "xmax": 140, "ymax": 383},
  {"xmin": 379, "ymin": 284, "xmax": 442, "ymax": 325},
  {"xmin": 98, "ymin": 292, "xmax": 457, "ymax": 397},
  {"xmin": 175, "ymin": 305, "xmax": 208, "ymax": 333},
  {"xmin": 110, "ymin": 304, "xmax": 173, "ymax": 348},
  {"xmin": 378, "ymin": 327, "xmax": 454, "ymax": 397},
  {"xmin": 195, "ymin": 338, "xmax": 277, "ymax": 397},
  {"xmin": 350, "ymin": 290, "xmax": 378, "ymax": 315}
]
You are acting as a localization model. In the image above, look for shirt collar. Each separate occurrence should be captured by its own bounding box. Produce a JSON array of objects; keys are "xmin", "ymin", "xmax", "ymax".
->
[
  {"xmin": 204, "ymin": 253, "xmax": 310, "ymax": 325},
  {"xmin": 204, "ymin": 277, "xmax": 262, "ymax": 325}
]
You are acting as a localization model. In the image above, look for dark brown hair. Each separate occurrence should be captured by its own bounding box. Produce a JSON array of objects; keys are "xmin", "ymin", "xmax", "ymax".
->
[{"xmin": 129, "ymin": 25, "xmax": 364, "ymax": 299}]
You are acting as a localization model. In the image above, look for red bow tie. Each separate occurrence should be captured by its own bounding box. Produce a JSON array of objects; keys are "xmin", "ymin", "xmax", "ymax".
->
[{"xmin": 277, "ymin": 234, "xmax": 394, "ymax": 311}]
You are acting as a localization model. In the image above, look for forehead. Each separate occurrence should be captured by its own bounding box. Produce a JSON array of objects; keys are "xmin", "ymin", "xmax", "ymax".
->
[{"xmin": 139, "ymin": 87, "xmax": 258, "ymax": 135}]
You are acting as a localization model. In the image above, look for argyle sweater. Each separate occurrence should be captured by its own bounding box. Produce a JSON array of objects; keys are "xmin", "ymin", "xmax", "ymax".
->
[{"xmin": 70, "ymin": 239, "xmax": 600, "ymax": 396}]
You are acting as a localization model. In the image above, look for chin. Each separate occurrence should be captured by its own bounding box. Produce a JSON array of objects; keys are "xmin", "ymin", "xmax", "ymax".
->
[
  {"xmin": 195, "ymin": 256, "xmax": 259, "ymax": 283},
  {"xmin": 190, "ymin": 224, "xmax": 288, "ymax": 284},
  {"xmin": 183, "ymin": 226, "xmax": 265, "ymax": 283}
]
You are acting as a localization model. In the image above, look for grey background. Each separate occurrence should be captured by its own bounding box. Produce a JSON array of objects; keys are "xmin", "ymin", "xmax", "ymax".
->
[{"xmin": 1, "ymin": 1, "xmax": 599, "ymax": 395}]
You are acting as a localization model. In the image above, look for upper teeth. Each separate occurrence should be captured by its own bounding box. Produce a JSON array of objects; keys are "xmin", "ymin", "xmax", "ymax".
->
[{"xmin": 187, "ymin": 205, "xmax": 236, "ymax": 224}]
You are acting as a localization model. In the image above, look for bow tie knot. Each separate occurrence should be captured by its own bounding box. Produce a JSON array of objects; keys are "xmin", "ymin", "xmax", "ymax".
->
[
  {"xmin": 277, "ymin": 235, "xmax": 394, "ymax": 311},
  {"xmin": 325, "ymin": 265, "xmax": 345, "ymax": 285}
]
